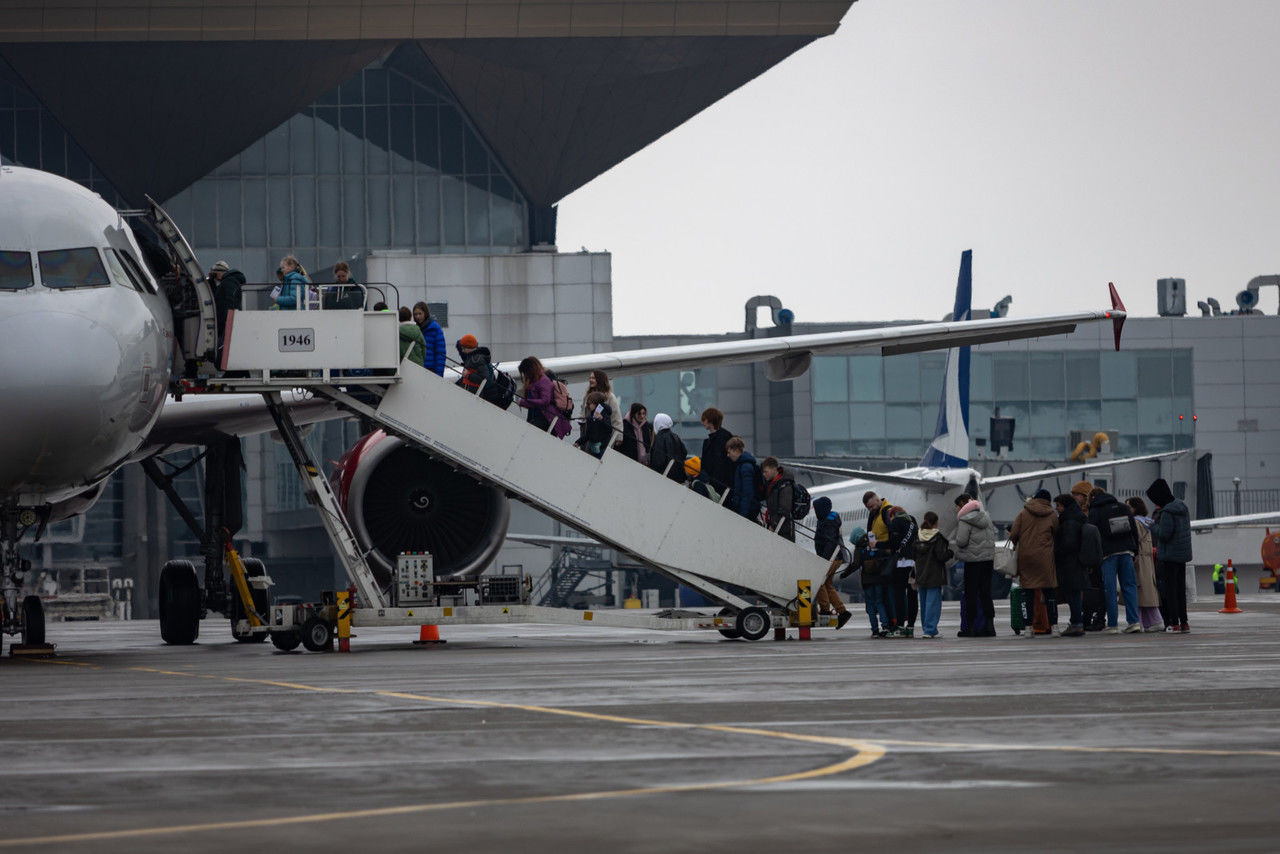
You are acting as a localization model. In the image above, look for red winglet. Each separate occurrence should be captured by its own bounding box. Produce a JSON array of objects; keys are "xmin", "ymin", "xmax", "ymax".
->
[{"xmin": 1108, "ymin": 282, "xmax": 1126, "ymax": 351}]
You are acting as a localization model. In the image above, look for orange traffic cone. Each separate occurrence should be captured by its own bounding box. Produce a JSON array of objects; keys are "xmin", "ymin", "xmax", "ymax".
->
[
  {"xmin": 413, "ymin": 624, "xmax": 446, "ymax": 645},
  {"xmin": 1219, "ymin": 559, "xmax": 1243, "ymax": 614}
]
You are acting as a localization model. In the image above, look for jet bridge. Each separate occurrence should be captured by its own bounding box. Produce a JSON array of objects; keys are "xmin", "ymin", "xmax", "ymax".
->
[{"xmin": 207, "ymin": 306, "xmax": 836, "ymax": 649}]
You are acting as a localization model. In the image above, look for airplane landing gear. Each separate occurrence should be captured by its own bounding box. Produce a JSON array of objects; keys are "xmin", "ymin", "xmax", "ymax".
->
[{"xmin": 0, "ymin": 503, "xmax": 52, "ymax": 655}]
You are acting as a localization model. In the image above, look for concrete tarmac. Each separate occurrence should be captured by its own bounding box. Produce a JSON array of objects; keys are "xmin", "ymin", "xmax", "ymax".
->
[{"xmin": 2, "ymin": 597, "xmax": 1279, "ymax": 852}]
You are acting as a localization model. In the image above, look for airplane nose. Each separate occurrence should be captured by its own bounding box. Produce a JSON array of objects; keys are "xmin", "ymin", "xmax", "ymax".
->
[{"xmin": 0, "ymin": 308, "xmax": 133, "ymax": 498}]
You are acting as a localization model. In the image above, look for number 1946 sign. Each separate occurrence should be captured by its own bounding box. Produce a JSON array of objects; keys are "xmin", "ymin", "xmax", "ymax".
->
[{"xmin": 278, "ymin": 328, "xmax": 315, "ymax": 352}]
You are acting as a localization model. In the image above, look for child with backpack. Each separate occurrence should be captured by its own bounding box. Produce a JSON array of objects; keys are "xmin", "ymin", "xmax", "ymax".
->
[
  {"xmin": 842, "ymin": 527, "xmax": 891, "ymax": 638},
  {"xmin": 913, "ymin": 511, "xmax": 953, "ymax": 638}
]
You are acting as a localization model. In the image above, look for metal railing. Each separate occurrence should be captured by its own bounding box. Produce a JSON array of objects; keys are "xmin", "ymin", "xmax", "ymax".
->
[
  {"xmin": 1213, "ymin": 488, "xmax": 1280, "ymax": 517},
  {"xmin": 234, "ymin": 281, "xmax": 401, "ymax": 312}
]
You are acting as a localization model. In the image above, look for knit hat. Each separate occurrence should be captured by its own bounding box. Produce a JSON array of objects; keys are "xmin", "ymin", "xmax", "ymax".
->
[
  {"xmin": 813, "ymin": 496, "xmax": 833, "ymax": 518},
  {"xmin": 1146, "ymin": 478, "xmax": 1176, "ymax": 508},
  {"xmin": 849, "ymin": 526, "xmax": 868, "ymax": 546},
  {"xmin": 1033, "ymin": 488, "xmax": 1052, "ymax": 501},
  {"xmin": 210, "ymin": 260, "xmax": 230, "ymax": 273},
  {"xmin": 653, "ymin": 413, "xmax": 673, "ymax": 432},
  {"xmin": 457, "ymin": 334, "xmax": 478, "ymax": 350},
  {"xmin": 684, "ymin": 456, "xmax": 701, "ymax": 477},
  {"xmin": 1071, "ymin": 480, "xmax": 1092, "ymax": 497}
]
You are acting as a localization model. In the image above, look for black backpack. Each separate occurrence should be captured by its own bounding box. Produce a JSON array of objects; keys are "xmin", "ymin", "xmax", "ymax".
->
[
  {"xmin": 788, "ymin": 480, "xmax": 812, "ymax": 520},
  {"xmin": 479, "ymin": 367, "xmax": 515, "ymax": 410}
]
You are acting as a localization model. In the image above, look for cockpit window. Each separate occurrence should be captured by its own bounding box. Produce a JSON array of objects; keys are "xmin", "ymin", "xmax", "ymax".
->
[
  {"xmin": 104, "ymin": 248, "xmax": 144, "ymax": 293},
  {"xmin": 0, "ymin": 250, "xmax": 34, "ymax": 290},
  {"xmin": 37, "ymin": 247, "xmax": 111, "ymax": 289}
]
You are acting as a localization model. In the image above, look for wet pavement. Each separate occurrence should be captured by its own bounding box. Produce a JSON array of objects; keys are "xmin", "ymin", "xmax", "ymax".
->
[{"xmin": 2, "ymin": 596, "xmax": 1278, "ymax": 852}]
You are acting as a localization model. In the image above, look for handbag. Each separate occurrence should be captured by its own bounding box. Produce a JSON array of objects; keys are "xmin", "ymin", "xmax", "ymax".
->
[{"xmin": 994, "ymin": 541, "xmax": 1018, "ymax": 578}]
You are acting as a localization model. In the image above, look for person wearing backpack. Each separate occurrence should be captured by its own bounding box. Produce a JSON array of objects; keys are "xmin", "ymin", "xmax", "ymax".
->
[
  {"xmin": 841, "ymin": 527, "xmax": 891, "ymax": 637},
  {"xmin": 1087, "ymin": 486, "xmax": 1142, "ymax": 634},
  {"xmin": 760, "ymin": 457, "xmax": 796, "ymax": 542},
  {"xmin": 1052, "ymin": 494, "xmax": 1089, "ymax": 636},
  {"xmin": 863, "ymin": 491, "xmax": 917, "ymax": 636},
  {"xmin": 517, "ymin": 356, "xmax": 571, "ymax": 439},
  {"xmin": 648, "ymin": 413, "xmax": 687, "ymax": 482},
  {"xmin": 725, "ymin": 437, "xmax": 762, "ymax": 521}
]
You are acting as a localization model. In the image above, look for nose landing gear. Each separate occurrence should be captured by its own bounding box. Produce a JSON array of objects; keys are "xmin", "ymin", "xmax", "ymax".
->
[{"xmin": 1, "ymin": 504, "xmax": 53, "ymax": 656}]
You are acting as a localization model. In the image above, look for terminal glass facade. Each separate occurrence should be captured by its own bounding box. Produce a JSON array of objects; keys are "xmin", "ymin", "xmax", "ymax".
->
[
  {"xmin": 164, "ymin": 52, "xmax": 529, "ymax": 281},
  {"xmin": 812, "ymin": 348, "xmax": 1195, "ymax": 460}
]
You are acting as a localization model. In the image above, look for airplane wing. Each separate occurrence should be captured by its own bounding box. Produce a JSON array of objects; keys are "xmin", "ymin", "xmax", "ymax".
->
[
  {"xmin": 979, "ymin": 450, "xmax": 1188, "ymax": 488},
  {"xmin": 135, "ymin": 389, "xmax": 340, "ymax": 457},
  {"xmin": 781, "ymin": 462, "xmax": 956, "ymax": 493},
  {"xmin": 533, "ymin": 306, "xmax": 1126, "ymax": 384},
  {"xmin": 1191, "ymin": 512, "xmax": 1280, "ymax": 532}
]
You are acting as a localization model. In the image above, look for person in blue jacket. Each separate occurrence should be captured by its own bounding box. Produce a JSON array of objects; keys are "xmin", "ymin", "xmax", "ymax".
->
[
  {"xmin": 413, "ymin": 301, "xmax": 446, "ymax": 376},
  {"xmin": 724, "ymin": 436, "xmax": 762, "ymax": 521},
  {"xmin": 274, "ymin": 255, "xmax": 309, "ymax": 309}
]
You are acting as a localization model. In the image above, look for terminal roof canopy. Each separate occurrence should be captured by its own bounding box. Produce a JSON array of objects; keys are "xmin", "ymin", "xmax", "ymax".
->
[{"xmin": 0, "ymin": 0, "xmax": 855, "ymax": 207}]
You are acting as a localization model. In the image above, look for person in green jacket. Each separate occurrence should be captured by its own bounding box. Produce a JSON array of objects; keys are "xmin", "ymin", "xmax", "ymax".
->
[{"xmin": 397, "ymin": 306, "xmax": 426, "ymax": 366}]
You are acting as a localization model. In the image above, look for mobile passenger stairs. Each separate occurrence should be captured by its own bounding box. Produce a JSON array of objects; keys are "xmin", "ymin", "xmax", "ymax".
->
[{"xmin": 184, "ymin": 299, "xmax": 840, "ymax": 653}]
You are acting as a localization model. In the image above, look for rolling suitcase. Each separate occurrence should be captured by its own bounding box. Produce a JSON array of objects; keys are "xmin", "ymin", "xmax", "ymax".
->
[{"xmin": 1009, "ymin": 583, "xmax": 1025, "ymax": 635}]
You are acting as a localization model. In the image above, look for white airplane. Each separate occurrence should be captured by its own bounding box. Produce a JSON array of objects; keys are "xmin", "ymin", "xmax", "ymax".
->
[
  {"xmin": 788, "ymin": 253, "xmax": 1187, "ymax": 536},
  {"xmin": 0, "ymin": 166, "xmax": 1132, "ymax": 649}
]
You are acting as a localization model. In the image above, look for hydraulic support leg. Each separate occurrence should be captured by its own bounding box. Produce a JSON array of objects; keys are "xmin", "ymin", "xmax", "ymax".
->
[{"xmin": 261, "ymin": 392, "xmax": 385, "ymax": 608}]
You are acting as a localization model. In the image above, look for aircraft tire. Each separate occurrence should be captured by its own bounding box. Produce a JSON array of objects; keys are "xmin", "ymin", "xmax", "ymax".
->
[
  {"xmin": 270, "ymin": 631, "xmax": 302, "ymax": 652},
  {"xmin": 735, "ymin": 606, "xmax": 771, "ymax": 642},
  {"xmin": 159, "ymin": 560, "xmax": 201, "ymax": 645},
  {"xmin": 300, "ymin": 616, "xmax": 333, "ymax": 652},
  {"xmin": 231, "ymin": 558, "xmax": 270, "ymax": 643},
  {"xmin": 717, "ymin": 628, "xmax": 742, "ymax": 640},
  {"xmin": 21, "ymin": 595, "xmax": 44, "ymax": 646}
]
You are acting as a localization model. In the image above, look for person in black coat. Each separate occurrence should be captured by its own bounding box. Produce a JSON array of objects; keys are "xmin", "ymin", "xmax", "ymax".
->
[
  {"xmin": 1053, "ymin": 495, "xmax": 1089, "ymax": 636},
  {"xmin": 1087, "ymin": 488, "xmax": 1141, "ymax": 633},
  {"xmin": 648, "ymin": 413, "xmax": 687, "ymax": 483},
  {"xmin": 699, "ymin": 407, "xmax": 735, "ymax": 501}
]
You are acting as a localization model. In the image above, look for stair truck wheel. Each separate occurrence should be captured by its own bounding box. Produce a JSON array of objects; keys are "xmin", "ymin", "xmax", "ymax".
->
[
  {"xmin": 300, "ymin": 615, "xmax": 333, "ymax": 652},
  {"xmin": 158, "ymin": 560, "xmax": 201, "ymax": 645},
  {"xmin": 735, "ymin": 606, "xmax": 771, "ymax": 642},
  {"xmin": 716, "ymin": 607, "xmax": 742, "ymax": 639},
  {"xmin": 231, "ymin": 557, "xmax": 270, "ymax": 643},
  {"xmin": 20, "ymin": 595, "xmax": 44, "ymax": 646},
  {"xmin": 270, "ymin": 630, "xmax": 302, "ymax": 652}
]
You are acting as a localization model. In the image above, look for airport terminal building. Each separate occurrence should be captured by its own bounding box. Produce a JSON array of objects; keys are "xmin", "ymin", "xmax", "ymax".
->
[{"xmin": 2, "ymin": 2, "xmax": 1276, "ymax": 611}]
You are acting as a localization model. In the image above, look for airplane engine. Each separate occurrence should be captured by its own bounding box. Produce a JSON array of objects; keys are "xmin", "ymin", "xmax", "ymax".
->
[{"xmin": 332, "ymin": 430, "xmax": 509, "ymax": 588}]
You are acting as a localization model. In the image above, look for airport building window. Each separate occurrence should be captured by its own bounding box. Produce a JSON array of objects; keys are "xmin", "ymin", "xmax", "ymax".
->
[
  {"xmin": 37, "ymin": 247, "xmax": 110, "ymax": 289},
  {"xmin": 0, "ymin": 250, "xmax": 33, "ymax": 289},
  {"xmin": 811, "ymin": 347, "xmax": 1195, "ymax": 461},
  {"xmin": 611, "ymin": 369, "xmax": 718, "ymax": 439},
  {"xmin": 163, "ymin": 55, "xmax": 529, "ymax": 281}
]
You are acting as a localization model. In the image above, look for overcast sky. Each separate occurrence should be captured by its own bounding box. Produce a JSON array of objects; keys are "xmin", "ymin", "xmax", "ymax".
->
[{"xmin": 557, "ymin": 0, "xmax": 1280, "ymax": 336}]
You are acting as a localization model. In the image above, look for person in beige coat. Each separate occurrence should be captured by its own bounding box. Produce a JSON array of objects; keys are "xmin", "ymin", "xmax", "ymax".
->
[
  {"xmin": 1126, "ymin": 497, "xmax": 1165, "ymax": 632},
  {"xmin": 1010, "ymin": 489, "xmax": 1060, "ymax": 634}
]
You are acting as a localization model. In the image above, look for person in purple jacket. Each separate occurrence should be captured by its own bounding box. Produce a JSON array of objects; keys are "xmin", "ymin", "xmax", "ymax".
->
[{"xmin": 517, "ymin": 356, "xmax": 571, "ymax": 439}]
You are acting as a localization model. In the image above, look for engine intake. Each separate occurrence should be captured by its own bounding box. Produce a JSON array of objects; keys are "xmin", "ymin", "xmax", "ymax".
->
[{"xmin": 333, "ymin": 432, "xmax": 509, "ymax": 587}]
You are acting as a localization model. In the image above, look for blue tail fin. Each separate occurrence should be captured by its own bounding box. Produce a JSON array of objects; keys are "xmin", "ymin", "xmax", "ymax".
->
[{"xmin": 920, "ymin": 250, "xmax": 972, "ymax": 468}]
